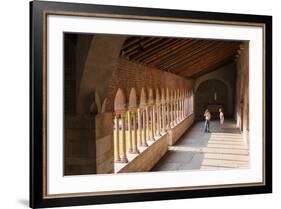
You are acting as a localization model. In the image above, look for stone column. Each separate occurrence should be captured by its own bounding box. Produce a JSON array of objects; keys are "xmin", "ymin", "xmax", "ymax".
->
[
  {"xmin": 142, "ymin": 110, "xmax": 148, "ymax": 146},
  {"xmin": 137, "ymin": 109, "xmax": 142, "ymax": 147},
  {"xmin": 179, "ymin": 99, "xmax": 181, "ymax": 121},
  {"xmin": 167, "ymin": 102, "xmax": 170, "ymax": 129},
  {"xmin": 173, "ymin": 100, "xmax": 177, "ymax": 126},
  {"xmin": 150, "ymin": 107, "xmax": 155, "ymax": 140},
  {"xmin": 169, "ymin": 102, "xmax": 174, "ymax": 128},
  {"xmin": 182, "ymin": 97, "xmax": 185, "ymax": 119},
  {"xmin": 181, "ymin": 99, "xmax": 183, "ymax": 120},
  {"xmin": 145, "ymin": 106, "xmax": 150, "ymax": 141},
  {"xmin": 158, "ymin": 105, "xmax": 162, "ymax": 135},
  {"xmin": 158, "ymin": 105, "xmax": 161, "ymax": 136},
  {"xmin": 161, "ymin": 104, "xmax": 165, "ymax": 133},
  {"xmin": 152, "ymin": 106, "xmax": 156, "ymax": 138},
  {"xmin": 184, "ymin": 97, "xmax": 187, "ymax": 118},
  {"xmin": 127, "ymin": 111, "xmax": 133, "ymax": 153},
  {"xmin": 177, "ymin": 99, "xmax": 179, "ymax": 123},
  {"xmin": 191, "ymin": 93, "xmax": 193, "ymax": 113},
  {"xmin": 114, "ymin": 115, "xmax": 121, "ymax": 162},
  {"xmin": 132, "ymin": 112, "xmax": 139, "ymax": 154},
  {"xmin": 120, "ymin": 114, "xmax": 128, "ymax": 163}
]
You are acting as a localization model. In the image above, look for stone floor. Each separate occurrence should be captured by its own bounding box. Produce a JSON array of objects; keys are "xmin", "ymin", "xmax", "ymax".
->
[{"xmin": 152, "ymin": 120, "xmax": 249, "ymax": 171}]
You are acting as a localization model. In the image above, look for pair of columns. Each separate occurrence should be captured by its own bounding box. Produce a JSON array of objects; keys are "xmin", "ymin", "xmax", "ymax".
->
[{"xmin": 114, "ymin": 113, "xmax": 128, "ymax": 163}]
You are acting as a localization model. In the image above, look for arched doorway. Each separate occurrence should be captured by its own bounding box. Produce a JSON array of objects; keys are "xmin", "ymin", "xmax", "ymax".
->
[{"xmin": 195, "ymin": 79, "xmax": 228, "ymax": 120}]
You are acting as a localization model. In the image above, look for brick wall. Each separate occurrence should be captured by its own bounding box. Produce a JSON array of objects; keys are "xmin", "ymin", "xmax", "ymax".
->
[{"xmin": 106, "ymin": 58, "xmax": 194, "ymax": 112}]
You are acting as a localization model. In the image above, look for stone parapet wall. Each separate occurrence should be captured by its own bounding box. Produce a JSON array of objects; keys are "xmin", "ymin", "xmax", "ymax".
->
[
  {"xmin": 64, "ymin": 115, "xmax": 96, "ymax": 175},
  {"xmin": 95, "ymin": 112, "xmax": 115, "ymax": 174},
  {"xmin": 168, "ymin": 114, "xmax": 195, "ymax": 145},
  {"xmin": 117, "ymin": 114, "xmax": 195, "ymax": 173},
  {"xmin": 118, "ymin": 134, "xmax": 169, "ymax": 173}
]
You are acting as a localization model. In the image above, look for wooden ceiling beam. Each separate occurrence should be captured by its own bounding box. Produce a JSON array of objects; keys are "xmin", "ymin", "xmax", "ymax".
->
[
  {"xmin": 122, "ymin": 37, "xmax": 142, "ymax": 50},
  {"xmin": 143, "ymin": 39, "xmax": 196, "ymax": 64},
  {"xmin": 178, "ymin": 50, "xmax": 237, "ymax": 77},
  {"xmin": 171, "ymin": 43, "xmax": 239, "ymax": 74},
  {"xmin": 151, "ymin": 40, "xmax": 206, "ymax": 66},
  {"xmin": 125, "ymin": 38, "xmax": 161, "ymax": 57},
  {"xmin": 185, "ymin": 55, "xmax": 235, "ymax": 77},
  {"xmin": 156, "ymin": 40, "xmax": 217, "ymax": 70},
  {"xmin": 165, "ymin": 42, "xmax": 238, "ymax": 72},
  {"xmin": 132, "ymin": 38, "xmax": 178, "ymax": 61},
  {"xmin": 190, "ymin": 57, "xmax": 234, "ymax": 78}
]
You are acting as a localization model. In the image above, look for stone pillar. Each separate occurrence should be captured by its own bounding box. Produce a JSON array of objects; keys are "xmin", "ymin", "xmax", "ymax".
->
[
  {"xmin": 150, "ymin": 107, "xmax": 155, "ymax": 140},
  {"xmin": 145, "ymin": 106, "xmax": 150, "ymax": 141},
  {"xmin": 127, "ymin": 111, "xmax": 133, "ymax": 153},
  {"xmin": 158, "ymin": 106, "xmax": 161, "ymax": 135},
  {"xmin": 179, "ymin": 99, "xmax": 181, "ymax": 121},
  {"xmin": 132, "ymin": 112, "xmax": 139, "ymax": 154},
  {"xmin": 184, "ymin": 97, "xmax": 187, "ymax": 118},
  {"xmin": 114, "ymin": 115, "xmax": 121, "ymax": 162},
  {"xmin": 170, "ymin": 103, "xmax": 173, "ymax": 127},
  {"xmin": 157, "ymin": 105, "xmax": 161, "ymax": 136},
  {"xmin": 173, "ymin": 102, "xmax": 176, "ymax": 126},
  {"xmin": 176, "ymin": 99, "xmax": 179, "ymax": 124},
  {"xmin": 167, "ymin": 102, "xmax": 170, "ymax": 129},
  {"xmin": 161, "ymin": 104, "xmax": 165, "ymax": 133},
  {"xmin": 142, "ymin": 110, "xmax": 148, "ymax": 146},
  {"xmin": 137, "ymin": 109, "xmax": 142, "ymax": 147},
  {"xmin": 120, "ymin": 114, "xmax": 128, "ymax": 163},
  {"xmin": 152, "ymin": 106, "xmax": 156, "ymax": 138},
  {"xmin": 182, "ymin": 99, "xmax": 184, "ymax": 119}
]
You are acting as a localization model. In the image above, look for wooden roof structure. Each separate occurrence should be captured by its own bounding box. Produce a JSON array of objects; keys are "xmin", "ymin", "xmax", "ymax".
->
[{"xmin": 120, "ymin": 36, "xmax": 242, "ymax": 78}]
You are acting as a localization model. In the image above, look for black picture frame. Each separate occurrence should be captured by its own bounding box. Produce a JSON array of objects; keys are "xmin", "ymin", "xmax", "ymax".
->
[{"xmin": 30, "ymin": 0, "xmax": 272, "ymax": 208}]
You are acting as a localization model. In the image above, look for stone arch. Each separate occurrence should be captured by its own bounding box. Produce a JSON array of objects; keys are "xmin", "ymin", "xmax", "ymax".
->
[
  {"xmin": 148, "ymin": 88, "xmax": 154, "ymax": 105},
  {"xmin": 155, "ymin": 88, "xmax": 161, "ymax": 105},
  {"xmin": 128, "ymin": 88, "xmax": 138, "ymax": 110},
  {"xmin": 195, "ymin": 79, "xmax": 230, "ymax": 119},
  {"xmin": 166, "ymin": 88, "xmax": 170, "ymax": 102},
  {"xmin": 195, "ymin": 76, "xmax": 232, "ymax": 116},
  {"xmin": 114, "ymin": 88, "xmax": 126, "ymax": 113},
  {"xmin": 161, "ymin": 88, "xmax": 166, "ymax": 104},
  {"xmin": 139, "ymin": 88, "xmax": 147, "ymax": 108}
]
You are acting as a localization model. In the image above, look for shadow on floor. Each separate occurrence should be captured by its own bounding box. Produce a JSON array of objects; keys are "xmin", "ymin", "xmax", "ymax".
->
[{"xmin": 152, "ymin": 120, "xmax": 248, "ymax": 172}]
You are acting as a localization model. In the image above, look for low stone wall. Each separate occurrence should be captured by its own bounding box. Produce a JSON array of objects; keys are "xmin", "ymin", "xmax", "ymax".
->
[
  {"xmin": 168, "ymin": 114, "xmax": 195, "ymax": 145},
  {"xmin": 95, "ymin": 112, "xmax": 114, "ymax": 174},
  {"xmin": 117, "ymin": 115, "xmax": 194, "ymax": 173},
  {"xmin": 118, "ymin": 134, "xmax": 169, "ymax": 173},
  {"xmin": 64, "ymin": 115, "xmax": 96, "ymax": 175}
]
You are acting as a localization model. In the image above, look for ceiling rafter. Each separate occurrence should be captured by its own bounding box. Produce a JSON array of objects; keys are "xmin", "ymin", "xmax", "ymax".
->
[
  {"xmin": 156, "ymin": 40, "xmax": 216, "ymax": 71},
  {"xmin": 168, "ymin": 42, "xmax": 238, "ymax": 73},
  {"xmin": 120, "ymin": 36, "xmax": 241, "ymax": 78}
]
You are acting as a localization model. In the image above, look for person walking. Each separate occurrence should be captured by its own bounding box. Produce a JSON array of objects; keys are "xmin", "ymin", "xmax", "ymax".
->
[
  {"xmin": 219, "ymin": 108, "xmax": 224, "ymax": 127},
  {"xmin": 204, "ymin": 109, "xmax": 211, "ymax": 133}
]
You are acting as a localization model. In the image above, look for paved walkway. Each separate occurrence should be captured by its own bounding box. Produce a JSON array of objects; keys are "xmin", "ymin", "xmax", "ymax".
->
[{"xmin": 152, "ymin": 120, "xmax": 249, "ymax": 171}]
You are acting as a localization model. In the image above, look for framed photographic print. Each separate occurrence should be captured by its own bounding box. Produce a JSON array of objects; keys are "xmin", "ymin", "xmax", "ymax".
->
[{"xmin": 30, "ymin": 0, "xmax": 272, "ymax": 208}]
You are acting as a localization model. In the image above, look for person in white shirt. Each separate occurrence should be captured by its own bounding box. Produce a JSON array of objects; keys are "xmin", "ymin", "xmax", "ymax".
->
[
  {"xmin": 219, "ymin": 108, "xmax": 224, "ymax": 126},
  {"xmin": 204, "ymin": 109, "xmax": 211, "ymax": 133}
]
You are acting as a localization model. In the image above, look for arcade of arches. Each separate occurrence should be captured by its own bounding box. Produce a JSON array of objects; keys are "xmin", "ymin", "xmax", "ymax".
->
[{"xmin": 64, "ymin": 34, "xmax": 249, "ymax": 175}]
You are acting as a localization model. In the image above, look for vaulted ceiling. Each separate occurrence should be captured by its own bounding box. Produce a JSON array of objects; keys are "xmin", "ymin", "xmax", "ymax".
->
[{"xmin": 120, "ymin": 36, "xmax": 241, "ymax": 78}]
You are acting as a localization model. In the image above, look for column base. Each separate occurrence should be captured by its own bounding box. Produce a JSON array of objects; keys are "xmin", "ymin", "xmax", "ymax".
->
[
  {"xmin": 141, "ymin": 142, "xmax": 148, "ymax": 147},
  {"xmin": 115, "ymin": 158, "xmax": 122, "ymax": 163},
  {"xmin": 131, "ymin": 149, "xmax": 140, "ymax": 154},
  {"xmin": 120, "ymin": 157, "xmax": 128, "ymax": 163}
]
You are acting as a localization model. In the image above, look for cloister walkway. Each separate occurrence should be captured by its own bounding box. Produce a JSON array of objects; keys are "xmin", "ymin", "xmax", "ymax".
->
[{"xmin": 152, "ymin": 120, "xmax": 249, "ymax": 171}]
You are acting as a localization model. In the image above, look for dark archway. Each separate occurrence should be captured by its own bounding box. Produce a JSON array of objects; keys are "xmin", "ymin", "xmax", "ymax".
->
[{"xmin": 195, "ymin": 79, "xmax": 228, "ymax": 120}]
